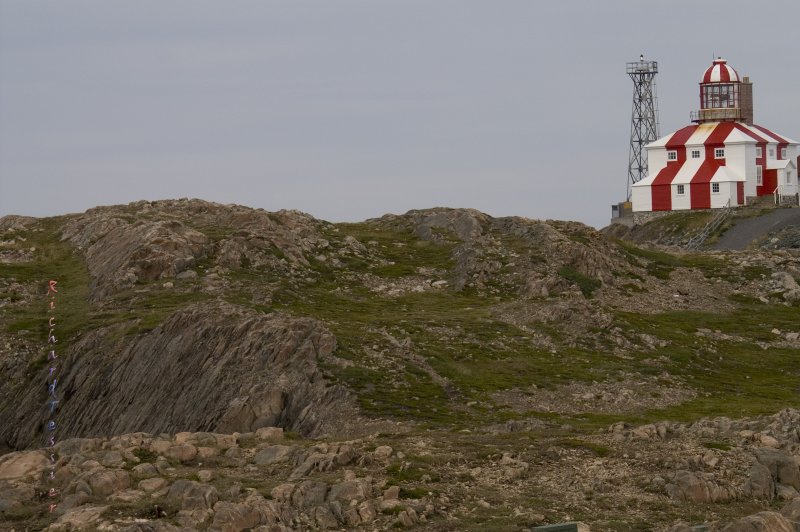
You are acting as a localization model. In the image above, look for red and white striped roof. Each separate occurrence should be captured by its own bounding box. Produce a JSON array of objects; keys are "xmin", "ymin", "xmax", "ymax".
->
[
  {"xmin": 702, "ymin": 58, "xmax": 740, "ymax": 84},
  {"xmin": 647, "ymin": 122, "xmax": 798, "ymax": 149}
]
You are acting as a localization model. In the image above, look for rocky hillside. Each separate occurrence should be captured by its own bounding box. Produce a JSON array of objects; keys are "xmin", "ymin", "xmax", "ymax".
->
[{"xmin": 1, "ymin": 199, "xmax": 800, "ymax": 531}]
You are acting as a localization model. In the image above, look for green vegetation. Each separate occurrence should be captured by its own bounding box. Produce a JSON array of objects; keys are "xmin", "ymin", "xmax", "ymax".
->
[
  {"xmin": 131, "ymin": 448, "xmax": 158, "ymax": 463},
  {"xmin": 1, "ymin": 218, "xmax": 91, "ymax": 343},
  {"xmin": 557, "ymin": 266, "xmax": 601, "ymax": 298},
  {"xmin": 4, "ymin": 211, "xmax": 800, "ymax": 441},
  {"xmin": 703, "ymin": 441, "xmax": 732, "ymax": 452}
]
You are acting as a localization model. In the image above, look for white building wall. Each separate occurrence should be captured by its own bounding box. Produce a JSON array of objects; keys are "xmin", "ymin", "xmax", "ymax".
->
[
  {"xmin": 710, "ymin": 182, "xmax": 735, "ymax": 208},
  {"xmin": 737, "ymin": 143, "xmax": 758, "ymax": 198},
  {"xmin": 631, "ymin": 185, "xmax": 652, "ymax": 211},
  {"xmin": 778, "ymin": 163, "xmax": 798, "ymax": 196},
  {"xmin": 671, "ymin": 184, "xmax": 691, "ymax": 210},
  {"xmin": 647, "ymin": 147, "xmax": 668, "ymax": 177}
]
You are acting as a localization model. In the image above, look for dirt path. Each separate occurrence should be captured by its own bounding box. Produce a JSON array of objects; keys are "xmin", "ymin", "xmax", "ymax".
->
[{"xmin": 712, "ymin": 208, "xmax": 800, "ymax": 250}]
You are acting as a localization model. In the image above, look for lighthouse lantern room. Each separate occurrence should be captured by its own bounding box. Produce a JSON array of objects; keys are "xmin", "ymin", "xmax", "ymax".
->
[{"xmin": 631, "ymin": 58, "xmax": 799, "ymax": 213}]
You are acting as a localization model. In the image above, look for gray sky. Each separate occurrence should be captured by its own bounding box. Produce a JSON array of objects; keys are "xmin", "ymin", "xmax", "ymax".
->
[{"xmin": 1, "ymin": 1, "xmax": 798, "ymax": 229}]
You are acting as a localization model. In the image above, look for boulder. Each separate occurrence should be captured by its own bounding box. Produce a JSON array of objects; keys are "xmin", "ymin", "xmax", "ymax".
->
[
  {"xmin": 164, "ymin": 443, "xmax": 198, "ymax": 463},
  {"xmin": 255, "ymin": 427, "xmax": 284, "ymax": 440},
  {"xmin": 46, "ymin": 505, "xmax": 108, "ymax": 531},
  {"xmin": 745, "ymin": 462, "xmax": 776, "ymax": 500},
  {"xmin": 722, "ymin": 511, "xmax": 794, "ymax": 532},
  {"xmin": 254, "ymin": 445, "xmax": 295, "ymax": 466},
  {"xmin": 315, "ymin": 505, "xmax": 339, "ymax": 529},
  {"xmin": 755, "ymin": 449, "xmax": 800, "ymax": 490},
  {"xmin": 666, "ymin": 470, "xmax": 733, "ymax": 503},
  {"xmin": 290, "ymin": 480, "xmax": 328, "ymax": 509},
  {"xmin": 211, "ymin": 500, "xmax": 263, "ymax": 531},
  {"xmin": 138, "ymin": 477, "xmax": 169, "ymax": 493},
  {"xmin": 86, "ymin": 469, "xmax": 131, "ymax": 497},
  {"xmin": 328, "ymin": 479, "xmax": 370, "ymax": 504},
  {"xmin": 0, "ymin": 451, "xmax": 49, "ymax": 479},
  {"xmin": 167, "ymin": 479, "xmax": 219, "ymax": 510}
]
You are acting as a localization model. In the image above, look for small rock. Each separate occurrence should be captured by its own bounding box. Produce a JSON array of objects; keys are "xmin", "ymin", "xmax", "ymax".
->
[
  {"xmin": 373, "ymin": 445, "xmax": 393, "ymax": 461},
  {"xmin": 759, "ymin": 434, "xmax": 781, "ymax": 448},
  {"xmin": 176, "ymin": 270, "xmax": 198, "ymax": 280},
  {"xmin": 138, "ymin": 477, "xmax": 169, "ymax": 493},
  {"xmin": 197, "ymin": 470, "xmax": 213, "ymax": 483}
]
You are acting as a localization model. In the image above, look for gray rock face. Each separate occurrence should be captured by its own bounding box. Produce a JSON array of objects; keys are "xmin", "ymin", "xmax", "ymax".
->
[
  {"xmin": 1, "ymin": 301, "xmax": 354, "ymax": 449},
  {"xmin": 61, "ymin": 215, "xmax": 210, "ymax": 299},
  {"xmin": 754, "ymin": 449, "xmax": 800, "ymax": 490},
  {"xmin": 780, "ymin": 498, "xmax": 800, "ymax": 530}
]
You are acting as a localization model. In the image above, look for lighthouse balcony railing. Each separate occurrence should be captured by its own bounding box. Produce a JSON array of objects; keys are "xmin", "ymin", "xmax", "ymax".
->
[{"xmin": 691, "ymin": 108, "xmax": 742, "ymax": 123}]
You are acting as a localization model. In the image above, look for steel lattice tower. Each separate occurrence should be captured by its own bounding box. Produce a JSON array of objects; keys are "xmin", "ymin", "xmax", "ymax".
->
[{"xmin": 626, "ymin": 55, "xmax": 660, "ymax": 200}]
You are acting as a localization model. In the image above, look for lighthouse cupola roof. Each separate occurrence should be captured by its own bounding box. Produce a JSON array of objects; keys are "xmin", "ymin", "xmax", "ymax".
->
[{"xmin": 702, "ymin": 58, "xmax": 740, "ymax": 84}]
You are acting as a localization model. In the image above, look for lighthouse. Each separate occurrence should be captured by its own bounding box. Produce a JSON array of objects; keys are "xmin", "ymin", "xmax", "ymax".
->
[{"xmin": 631, "ymin": 58, "xmax": 799, "ymax": 215}]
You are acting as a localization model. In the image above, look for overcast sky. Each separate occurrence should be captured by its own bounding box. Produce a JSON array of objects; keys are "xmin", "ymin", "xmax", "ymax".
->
[{"xmin": 1, "ymin": 1, "xmax": 798, "ymax": 229}]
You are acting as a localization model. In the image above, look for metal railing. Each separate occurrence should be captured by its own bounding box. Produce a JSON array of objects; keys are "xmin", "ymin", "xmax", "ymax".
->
[{"xmin": 685, "ymin": 199, "xmax": 733, "ymax": 250}]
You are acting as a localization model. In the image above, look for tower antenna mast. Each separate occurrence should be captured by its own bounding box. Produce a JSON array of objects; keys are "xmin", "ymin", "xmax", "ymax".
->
[{"xmin": 626, "ymin": 54, "xmax": 660, "ymax": 200}]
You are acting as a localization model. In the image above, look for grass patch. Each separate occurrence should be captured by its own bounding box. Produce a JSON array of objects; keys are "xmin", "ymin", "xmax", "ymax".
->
[
  {"xmin": 703, "ymin": 441, "xmax": 732, "ymax": 452},
  {"xmin": 560, "ymin": 438, "xmax": 611, "ymax": 457},
  {"xmin": 558, "ymin": 266, "xmax": 601, "ymax": 298}
]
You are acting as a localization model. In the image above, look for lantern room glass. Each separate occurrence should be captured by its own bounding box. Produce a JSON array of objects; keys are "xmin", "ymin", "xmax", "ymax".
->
[{"xmin": 701, "ymin": 83, "xmax": 739, "ymax": 110}]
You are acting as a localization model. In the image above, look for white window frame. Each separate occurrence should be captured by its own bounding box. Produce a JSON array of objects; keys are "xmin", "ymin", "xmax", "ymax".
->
[
  {"xmin": 714, "ymin": 148, "xmax": 725, "ymax": 159},
  {"xmin": 676, "ymin": 184, "xmax": 685, "ymax": 195},
  {"xmin": 769, "ymin": 147, "xmax": 775, "ymax": 158},
  {"xmin": 781, "ymin": 148, "xmax": 787, "ymax": 159},
  {"xmin": 667, "ymin": 150, "xmax": 678, "ymax": 161},
  {"xmin": 711, "ymin": 183, "xmax": 720, "ymax": 194},
  {"xmin": 756, "ymin": 165, "xmax": 763, "ymax": 186},
  {"xmin": 691, "ymin": 149, "xmax": 701, "ymax": 159},
  {"xmin": 756, "ymin": 147, "xmax": 763, "ymax": 158}
]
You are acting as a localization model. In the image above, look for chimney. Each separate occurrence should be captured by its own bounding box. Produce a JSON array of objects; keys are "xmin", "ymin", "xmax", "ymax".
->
[{"xmin": 740, "ymin": 76, "xmax": 754, "ymax": 125}]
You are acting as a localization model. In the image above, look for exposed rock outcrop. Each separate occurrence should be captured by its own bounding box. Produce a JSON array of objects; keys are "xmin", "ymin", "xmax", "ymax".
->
[{"xmin": 0, "ymin": 301, "xmax": 356, "ymax": 449}]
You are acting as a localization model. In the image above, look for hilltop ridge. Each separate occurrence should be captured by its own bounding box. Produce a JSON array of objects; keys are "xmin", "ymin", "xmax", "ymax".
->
[{"xmin": 2, "ymin": 199, "xmax": 800, "ymax": 530}]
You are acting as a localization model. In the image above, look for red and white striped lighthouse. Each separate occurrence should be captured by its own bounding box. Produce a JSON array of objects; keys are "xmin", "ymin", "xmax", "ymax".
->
[{"xmin": 631, "ymin": 58, "xmax": 798, "ymax": 213}]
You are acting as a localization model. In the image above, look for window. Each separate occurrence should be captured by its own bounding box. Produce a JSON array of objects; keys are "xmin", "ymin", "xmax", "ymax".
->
[
  {"xmin": 677, "ymin": 184, "xmax": 685, "ymax": 195},
  {"xmin": 756, "ymin": 165, "xmax": 763, "ymax": 186},
  {"xmin": 714, "ymin": 148, "xmax": 725, "ymax": 159},
  {"xmin": 781, "ymin": 148, "xmax": 787, "ymax": 159},
  {"xmin": 769, "ymin": 147, "xmax": 775, "ymax": 157},
  {"xmin": 788, "ymin": 171, "xmax": 793, "ymax": 185},
  {"xmin": 691, "ymin": 150, "xmax": 701, "ymax": 159},
  {"xmin": 667, "ymin": 150, "xmax": 678, "ymax": 161},
  {"xmin": 712, "ymin": 183, "xmax": 720, "ymax": 194},
  {"xmin": 756, "ymin": 147, "xmax": 763, "ymax": 158}
]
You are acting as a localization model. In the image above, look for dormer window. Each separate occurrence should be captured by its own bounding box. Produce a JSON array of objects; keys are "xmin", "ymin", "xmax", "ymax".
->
[
  {"xmin": 667, "ymin": 150, "xmax": 678, "ymax": 161},
  {"xmin": 756, "ymin": 147, "xmax": 763, "ymax": 158},
  {"xmin": 769, "ymin": 147, "xmax": 775, "ymax": 158},
  {"xmin": 781, "ymin": 148, "xmax": 787, "ymax": 159},
  {"xmin": 691, "ymin": 149, "xmax": 701, "ymax": 159},
  {"xmin": 714, "ymin": 148, "xmax": 725, "ymax": 159}
]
